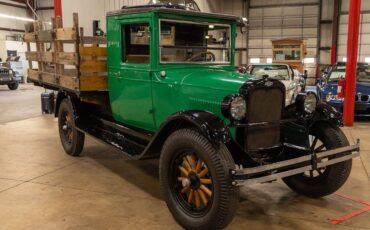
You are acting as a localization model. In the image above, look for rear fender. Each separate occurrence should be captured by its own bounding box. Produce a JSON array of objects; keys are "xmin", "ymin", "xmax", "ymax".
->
[{"xmin": 54, "ymin": 92, "xmax": 68, "ymax": 117}]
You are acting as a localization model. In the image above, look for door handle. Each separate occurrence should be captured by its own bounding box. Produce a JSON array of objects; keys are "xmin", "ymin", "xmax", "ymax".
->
[{"xmin": 111, "ymin": 72, "xmax": 122, "ymax": 79}]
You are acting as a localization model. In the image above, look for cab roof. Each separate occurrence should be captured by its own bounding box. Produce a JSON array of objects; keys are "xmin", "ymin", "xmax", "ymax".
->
[{"xmin": 107, "ymin": 4, "xmax": 241, "ymax": 22}]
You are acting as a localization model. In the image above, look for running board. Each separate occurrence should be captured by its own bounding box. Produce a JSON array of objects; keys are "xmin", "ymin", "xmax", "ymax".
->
[{"xmin": 231, "ymin": 140, "xmax": 360, "ymax": 186}]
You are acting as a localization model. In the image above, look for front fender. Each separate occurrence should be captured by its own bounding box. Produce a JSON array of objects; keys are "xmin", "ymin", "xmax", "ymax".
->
[
  {"xmin": 309, "ymin": 102, "xmax": 343, "ymax": 128},
  {"xmin": 143, "ymin": 110, "xmax": 230, "ymax": 158},
  {"xmin": 159, "ymin": 110, "xmax": 231, "ymax": 144}
]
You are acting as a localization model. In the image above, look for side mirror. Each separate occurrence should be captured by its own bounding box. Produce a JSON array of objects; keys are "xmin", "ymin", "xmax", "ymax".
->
[{"xmin": 238, "ymin": 66, "xmax": 247, "ymax": 74}]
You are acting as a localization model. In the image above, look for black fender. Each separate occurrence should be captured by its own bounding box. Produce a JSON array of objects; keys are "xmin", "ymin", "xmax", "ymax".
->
[
  {"xmin": 308, "ymin": 102, "xmax": 343, "ymax": 129},
  {"xmin": 54, "ymin": 91, "xmax": 82, "ymax": 119},
  {"xmin": 282, "ymin": 102, "xmax": 343, "ymax": 148},
  {"xmin": 54, "ymin": 91, "xmax": 68, "ymax": 117},
  {"xmin": 143, "ymin": 110, "xmax": 231, "ymax": 158}
]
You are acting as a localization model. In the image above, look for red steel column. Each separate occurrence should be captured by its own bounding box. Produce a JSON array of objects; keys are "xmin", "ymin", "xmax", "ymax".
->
[
  {"xmin": 343, "ymin": 0, "xmax": 361, "ymax": 126},
  {"xmin": 54, "ymin": 0, "xmax": 62, "ymax": 24}
]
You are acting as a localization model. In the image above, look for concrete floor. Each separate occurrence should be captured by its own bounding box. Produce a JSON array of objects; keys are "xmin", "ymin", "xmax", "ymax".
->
[{"xmin": 0, "ymin": 85, "xmax": 369, "ymax": 230}]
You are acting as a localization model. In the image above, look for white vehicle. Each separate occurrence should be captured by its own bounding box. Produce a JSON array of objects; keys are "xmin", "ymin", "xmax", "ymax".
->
[{"xmin": 244, "ymin": 64, "xmax": 305, "ymax": 106}]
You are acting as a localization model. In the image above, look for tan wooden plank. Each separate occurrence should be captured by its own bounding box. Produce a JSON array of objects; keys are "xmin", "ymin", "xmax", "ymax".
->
[
  {"xmin": 55, "ymin": 52, "xmax": 78, "ymax": 65},
  {"xmin": 25, "ymin": 52, "xmax": 38, "ymax": 61},
  {"xmin": 39, "ymin": 52, "xmax": 53, "ymax": 62},
  {"xmin": 40, "ymin": 72, "xmax": 57, "ymax": 84},
  {"xmin": 24, "ymin": 32, "xmax": 36, "ymax": 42},
  {"xmin": 59, "ymin": 75, "xmax": 78, "ymax": 90},
  {"xmin": 56, "ymin": 27, "xmax": 77, "ymax": 41},
  {"xmin": 79, "ymin": 75, "xmax": 108, "ymax": 91},
  {"xmin": 79, "ymin": 46, "xmax": 107, "ymax": 57},
  {"xmin": 80, "ymin": 60, "xmax": 107, "ymax": 72},
  {"xmin": 38, "ymin": 30, "xmax": 54, "ymax": 41},
  {"xmin": 28, "ymin": 69, "xmax": 40, "ymax": 81},
  {"xmin": 81, "ymin": 36, "xmax": 106, "ymax": 45}
]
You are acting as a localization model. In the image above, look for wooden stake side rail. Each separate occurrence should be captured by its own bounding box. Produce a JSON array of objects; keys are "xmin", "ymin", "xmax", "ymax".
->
[{"xmin": 25, "ymin": 13, "xmax": 108, "ymax": 93}]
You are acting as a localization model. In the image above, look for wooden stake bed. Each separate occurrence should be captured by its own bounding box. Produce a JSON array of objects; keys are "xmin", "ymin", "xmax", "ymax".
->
[{"xmin": 25, "ymin": 13, "xmax": 108, "ymax": 93}]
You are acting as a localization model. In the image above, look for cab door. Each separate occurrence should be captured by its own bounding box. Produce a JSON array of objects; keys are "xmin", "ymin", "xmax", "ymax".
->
[{"xmin": 108, "ymin": 19, "xmax": 156, "ymax": 131}]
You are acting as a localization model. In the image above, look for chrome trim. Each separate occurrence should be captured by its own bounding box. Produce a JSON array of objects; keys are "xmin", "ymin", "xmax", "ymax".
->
[
  {"xmin": 236, "ymin": 166, "xmax": 312, "ymax": 186},
  {"xmin": 233, "ymin": 140, "xmax": 360, "ymax": 186}
]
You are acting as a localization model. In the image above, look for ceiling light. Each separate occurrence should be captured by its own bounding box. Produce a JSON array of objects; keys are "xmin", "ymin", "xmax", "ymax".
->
[{"xmin": 0, "ymin": 13, "xmax": 34, "ymax": 22}]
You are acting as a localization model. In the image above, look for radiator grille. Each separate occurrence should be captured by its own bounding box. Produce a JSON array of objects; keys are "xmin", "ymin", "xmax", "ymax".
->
[
  {"xmin": 0, "ymin": 69, "xmax": 9, "ymax": 76},
  {"xmin": 245, "ymin": 88, "xmax": 283, "ymax": 151}
]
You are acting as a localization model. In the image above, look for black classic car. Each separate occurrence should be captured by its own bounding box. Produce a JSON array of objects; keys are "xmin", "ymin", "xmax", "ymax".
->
[{"xmin": 0, "ymin": 63, "xmax": 19, "ymax": 90}]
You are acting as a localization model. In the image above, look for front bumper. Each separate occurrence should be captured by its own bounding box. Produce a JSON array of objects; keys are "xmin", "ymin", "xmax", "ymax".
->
[
  {"xmin": 231, "ymin": 140, "xmax": 360, "ymax": 186},
  {"xmin": 0, "ymin": 77, "xmax": 16, "ymax": 85}
]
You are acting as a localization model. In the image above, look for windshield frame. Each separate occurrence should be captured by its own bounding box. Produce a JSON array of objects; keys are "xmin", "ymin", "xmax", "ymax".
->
[
  {"xmin": 158, "ymin": 19, "xmax": 232, "ymax": 65},
  {"xmin": 250, "ymin": 64, "xmax": 292, "ymax": 80},
  {"xmin": 328, "ymin": 64, "xmax": 370, "ymax": 83}
]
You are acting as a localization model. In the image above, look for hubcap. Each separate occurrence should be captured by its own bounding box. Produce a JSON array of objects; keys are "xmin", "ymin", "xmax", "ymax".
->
[{"xmin": 62, "ymin": 112, "xmax": 73, "ymax": 143}]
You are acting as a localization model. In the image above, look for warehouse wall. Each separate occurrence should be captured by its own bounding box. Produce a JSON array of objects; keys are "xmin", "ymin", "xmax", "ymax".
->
[
  {"xmin": 219, "ymin": 0, "xmax": 247, "ymax": 65},
  {"xmin": 247, "ymin": 0, "xmax": 320, "ymax": 78},
  {"xmin": 0, "ymin": 0, "xmax": 28, "ymax": 40},
  {"xmin": 318, "ymin": 0, "xmax": 335, "ymax": 66},
  {"xmin": 62, "ymin": 0, "xmax": 221, "ymax": 37},
  {"xmin": 338, "ymin": 0, "xmax": 370, "ymax": 63},
  {"xmin": 36, "ymin": 0, "xmax": 54, "ymax": 23}
]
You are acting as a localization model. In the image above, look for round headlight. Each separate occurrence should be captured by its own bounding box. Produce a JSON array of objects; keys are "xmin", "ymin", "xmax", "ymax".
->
[
  {"xmin": 230, "ymin": 96, "xmax": 246, "ymax": 120},
  {"xmin": 221, "ymin": 95, "xmax": 246, "ymax": 121},
  {"xmin": 304, "ymin": 92, "xmax": 318, "ymax": 113}
]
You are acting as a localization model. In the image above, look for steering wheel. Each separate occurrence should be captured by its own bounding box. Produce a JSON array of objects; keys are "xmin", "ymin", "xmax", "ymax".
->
[{"xmin": 186, "ymin": 51, "xmax": 216, "ymax": 62}]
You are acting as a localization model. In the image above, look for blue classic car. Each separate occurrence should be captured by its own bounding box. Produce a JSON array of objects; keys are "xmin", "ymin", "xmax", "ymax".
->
[{"xmin": 318, "ymin": 62, "xmax": 370, "ymax": 116}]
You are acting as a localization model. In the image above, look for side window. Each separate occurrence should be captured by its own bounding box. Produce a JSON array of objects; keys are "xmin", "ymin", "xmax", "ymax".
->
[{"xmin": 122, "ymin": 23, "xmax": 150, "ymax": 64}]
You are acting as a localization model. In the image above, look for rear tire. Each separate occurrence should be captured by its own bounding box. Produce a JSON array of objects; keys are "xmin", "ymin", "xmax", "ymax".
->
[
  {"xmin": 58, "ymin": 99, "xmax": 85, "ymax": 156},
  {"xmin": 283, "ymin": 123, "xmax": 352, "ymax": 198},
  {"xmin": 8, "ymin": 82, "xmax": 18, "ymax": 90},
  {"xmin": 160, "ymin": 129, "xmax": 239, "ymax": 230}
]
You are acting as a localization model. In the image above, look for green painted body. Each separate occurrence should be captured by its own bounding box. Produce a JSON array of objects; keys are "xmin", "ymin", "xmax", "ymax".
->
[{"xmin": 106, "ymin": 9, "xmax": 254, "ymax": 133}]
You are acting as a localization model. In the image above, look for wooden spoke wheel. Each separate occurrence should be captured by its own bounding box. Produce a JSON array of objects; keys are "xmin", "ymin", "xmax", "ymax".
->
[
  {"xmin": 176, "ymin": 153, "xmax": 213, "ymax": 210},
  {"xmin": 58, "ymin": 99, "xmax": 85, "ymax": 156},
  {"xmin": 160, "ymin": 129, "xmax": 239, "ymax": 230},
  {"xmin": 61, "ymin": 111, "xmax": 74, "ymax": 144}
]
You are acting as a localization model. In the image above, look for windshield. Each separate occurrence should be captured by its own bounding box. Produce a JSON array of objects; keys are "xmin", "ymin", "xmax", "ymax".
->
[
  {"xmin": 250, "ymin": 65, "xmax": 290, "ymax": 80},
  {"xmin": 148, "ymin": 0, "xmax": 200, "ymax": 11},
  {"xmin": 159, "ymin": 20, "xmax": 231, "ymax": 64},
  {"xmin": 329, "ymin": 65, "xmax": 370, "ymax": 83}
]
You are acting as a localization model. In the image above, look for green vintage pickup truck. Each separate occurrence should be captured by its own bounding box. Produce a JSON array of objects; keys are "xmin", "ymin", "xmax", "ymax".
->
[{"xmin": 30, "ymin": 3, "xmax": 360, "ymax": 230}]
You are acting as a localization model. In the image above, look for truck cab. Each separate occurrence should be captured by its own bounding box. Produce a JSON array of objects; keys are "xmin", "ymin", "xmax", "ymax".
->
[{"xmin": 106, "ymin": 6, "xmax": 245, "ymax": 132}]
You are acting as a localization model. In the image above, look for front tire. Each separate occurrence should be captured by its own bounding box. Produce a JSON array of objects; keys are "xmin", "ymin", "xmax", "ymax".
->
[
  {"xmin": 8, "ymin": 82, "xmax": 18, "ymax": 90},
  {"xmin": 159, "ymin": 129, "xmax": 239, "ymax": 230},
  {"xmin": 58, "ymin": 99, "xmax": 85, "ymax": 156},
  {"xmin": 283, "ymin": 123, "xmax": 352, "ymax": 198}
]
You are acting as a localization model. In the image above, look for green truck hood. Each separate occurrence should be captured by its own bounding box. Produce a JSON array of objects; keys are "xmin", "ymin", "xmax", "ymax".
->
[
  {"xmin": 157, "ymin": 67, "xmax": 255, "ymax": 119},
  {"xmin": 180, "ymin": 68, "xmax": 253, "ymax": 92}
]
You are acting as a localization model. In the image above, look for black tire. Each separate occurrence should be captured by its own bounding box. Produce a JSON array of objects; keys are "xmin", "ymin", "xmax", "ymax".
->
[
  {"xmin": 8, "ymin": 82, "xmax": 18, "ymax": 90},
  {"xmin": 58, "ymin": 99, "xmax": 85, "ymax": 156},
  {"xmin": 283, "ymin": 123, "xmax": 352, "ymax": 198},
  {"xmin": 160, "ymin": 129, "xmax": 239, "ymax": 230}
]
